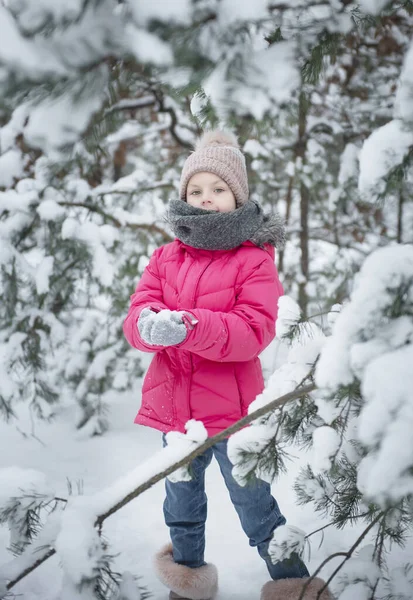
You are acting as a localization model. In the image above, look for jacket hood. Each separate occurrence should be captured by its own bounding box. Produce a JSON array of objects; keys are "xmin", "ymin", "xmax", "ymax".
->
[{"xmin": 249, "ymin": 210, "xmax": 286, "ymax": 250}]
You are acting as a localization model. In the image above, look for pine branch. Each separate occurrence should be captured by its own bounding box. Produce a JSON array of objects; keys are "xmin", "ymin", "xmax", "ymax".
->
[
  {"xmin": 94, "ymin": 182, "xmax": 176, "ymax": 197},
  {"xmin": 0, "ymin": 396, "xmax": 16, "ymax": 421},
  {"xmin": 98, "ymin": 382, "xmax": 316, "ymax": 523},
  {"xmin": 305, "ymin": 511, "xmax": 372, "ymax": 540},
  {"xmin": 297, "ymin": 510, "xmax": 385, "ymax": 600},
  {"xmin": 56, "ymin": 200, "xmax": 121, "ymax": 227},
  {"xmin": 268, "ymin": 1, "xmax": 331, "ymax": 10},
  {"xmin": 152, "ymin": 88, "xmax": 193, "ymax": 149},
  {"xmin": 104, "ymin": 95, "xmax": 156, "ymax": 114},
  {"xmin": 3, "ymin": 382, "xmax": 316, "ymax": 594},
  {"xmin": 56, "ymin": 200, "xmax": 174, "ymax": 242}
]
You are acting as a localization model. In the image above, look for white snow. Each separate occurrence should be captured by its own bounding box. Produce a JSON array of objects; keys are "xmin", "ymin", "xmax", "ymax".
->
[
  {"xmin": 357, "ymin": 345, "xmax": 413, "ymax": 502},
  {"xmin": 316, "ymin": 244, "xmax": 413, "ymax": 390},
  {"xmin": 276, "ymin": 295, "xmax": 325, "ymax": 347},
  {"xmin": 286, "ymin": 161, "xmax": 295, "ymax": 177},
  {"xmin": 275, "ymin": 295, "xmax": 301, "ymax": 339},
  {"xmin": 4, "ymin": 0, "xmax": 84, "ymax": 32},
  {"xmin": 243, "ymin": 139, "xmax": 270, "ymax": 159},
  {"xmin": 1, "ymin": 4, "xmax": 413, "ymax": 595},
  {"xmin": 128, "ymin": 0, "xmax": 192, "ymax": 26},
  {"xmin": 66, "ymin": 178, "xmax": 91, "ymax": 203},
  {"xmin": 268, "ymin": 524, "xmax": 306, "ymax": 563},
  {"xmin": 338, "ymin": 581, "xmax": 371, "ymax": 600},
  {"xmin": 311, "ymin": 426, "xmax": 341, "ymax": 474},
  {"xmin": 0, "ymin": 189, "xmax": 38, "ymax": 214},
  {"xmin": 0, "ymin": 150, "xmax": 25, "ymax": 188},
  {"xmin": 358, "ymin": 119, "xmax": 413, "ymax": 200},
  {"xmin": 0, "ymin": 507, "xmax": 63, "ymax": 584},
  {"xmin": 0, "ymin": 466, "xmax": 55, "ymax": 551},
  {"xmin": 313, "ymin": 393, "xmax": 343, "ymax": 426},
  {"xmin": 218, "ymin": 0, "xmax": 269, "ymax": 25},
  {"xmin": 316, "ymin": 244, "xmax": 413, "ymax": 505},
  {"xmin": 126, "ymin": 25, "xmax": 173, "ymax": 66},
  {"xmin": 358, "ymin": 0, "xmax": 390, "ymax": 14},
  {"xmin": 98, "ymin": 225, "xmax": 119, "ymax": 249},
  {"xmin": 93, "ymin": 245, "xmax": 115, "ymax": 287},
  {"xmin": 203, "ymin": 42, "xmax": 299, "ymax": 121},
  {"xmin": 61, "ymin": 218, "xmax": 116, "ymax": 286},
  {"xmin": 24, "ymin": 73, "xmax": 107, "ymax": 158},
  {"xmin": 334, "ymin": 545, "xmax": 380, "ymax": 598},
  {"xmin": 0, "ymin": 401, "xmax": 322, "ymax": 599},
  {"xmin": 190, "ymin": 91, "xmax": 208, "ymax": 122},
  {"xmin": 55, "ymin": 499, "xmax": 103, "ymax": 585},
  {"xmin": 165, "ymin": 420, "xmax": 208, "ymax": 483},
  {"xmin": 0, "ymin": 467, "xmax": 54, "ymax": 513},
  {"xmin": 112, "ymin": 370, "xmax": 129, "ymax": 391},
  {"xmin": 394, "ymin": 39, "xmax": 413, "ymax": 124},
  {"xmin": 338, "ymin": 143, "xmax": 359, "ymax": 186},
  {"xmin": 0, "ymin": 579, "xmax": 7, "ymax": 599},
  {"xmin": 87, "ymin": 347, "xmax": 117, "ymax": 380},
  {"xmin": 61, "ymin": 217, "xmax": 78, "ymax": 240},
  {"xmin": 35, "ymin": 256, "xmax": 54, "ymax": 295},
  {"xmin": 385, "ymin": 566, "xmax": 413, "ymax": 599},
  {"xmin": 327, "ymin": 304, "xmax": 341, "ymax": 328},
  {"xmin": 0, "ymin": 390, "xmax": 412, "ymax": 599},
  {"xmin": 227, "ymin": 295, "xmax": 325, "ymax": 487},
  {"xmin": 0, "ymin": 105, "xmax": 29, "ymax": 152},
  {"xmin": 0, "ymin": 7, "xmax": 67, "ymax": 78},
  {"xmin": 228, "ymin": 424, "xmax": 279, "ymax": 485},
  {"xmin": 36, "ymin": 199, "xmax": 65, "ymax": 221},
  {"xmin": 117, "ymin": 571, "xmax": 142, "ymax": 600}
]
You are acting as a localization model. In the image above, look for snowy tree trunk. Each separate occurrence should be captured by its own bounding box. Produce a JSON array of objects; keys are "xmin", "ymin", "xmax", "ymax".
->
[{"xmin": 297, "ymin": 91, "xmax": 310, "ymax": 317}]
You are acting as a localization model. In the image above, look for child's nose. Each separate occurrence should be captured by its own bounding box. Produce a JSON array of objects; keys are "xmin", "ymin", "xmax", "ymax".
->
[{"xmin": 201, "ymin": 193, "xmax": 212, "ymax": 205}]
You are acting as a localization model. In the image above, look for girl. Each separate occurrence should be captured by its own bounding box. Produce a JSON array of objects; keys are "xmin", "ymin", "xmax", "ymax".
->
[{"xmin": 123, "ymin": 131, "xmax": 331, "ymax": 600}]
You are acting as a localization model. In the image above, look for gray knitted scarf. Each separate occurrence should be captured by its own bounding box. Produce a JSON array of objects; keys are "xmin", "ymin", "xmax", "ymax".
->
[{"xmin": 166, "ymin": 199, "xmax": 285, "ymax": 251}]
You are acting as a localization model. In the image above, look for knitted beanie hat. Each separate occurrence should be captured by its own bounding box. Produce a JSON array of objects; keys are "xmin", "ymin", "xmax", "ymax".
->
[{"xmin": 179, "ymin": 130, "xmax": 249, "ymax": 206}]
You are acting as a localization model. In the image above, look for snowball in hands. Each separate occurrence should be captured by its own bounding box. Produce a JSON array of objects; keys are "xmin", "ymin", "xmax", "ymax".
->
[{"xmin": 137, "ymin": 308, "xmax": 188, "ymax": 346}]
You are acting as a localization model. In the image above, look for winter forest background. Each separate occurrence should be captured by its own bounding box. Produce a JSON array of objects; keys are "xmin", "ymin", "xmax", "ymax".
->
[{"xmin": 1, "ymin": 1, "xmax": 413, "ymax": 599}]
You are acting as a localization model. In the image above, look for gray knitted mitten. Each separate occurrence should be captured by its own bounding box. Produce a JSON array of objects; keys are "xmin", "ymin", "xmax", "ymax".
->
[{"xmin": 137, "ymin": 308, "xmax": 188, "ymax": 346}]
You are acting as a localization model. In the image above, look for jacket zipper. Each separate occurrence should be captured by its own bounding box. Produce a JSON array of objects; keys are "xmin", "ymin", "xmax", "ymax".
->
[{"xmin": 186, "ymin": 257, "xmax": 212, "ymax": 421}]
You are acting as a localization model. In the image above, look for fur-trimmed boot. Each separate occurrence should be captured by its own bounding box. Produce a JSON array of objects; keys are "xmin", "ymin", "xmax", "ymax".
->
[
  {"xmin": 154, "ymin": 543, "xmax": 218, "ymax": 600},
  {"xmin": 261, "ymin": 576, "xmax": 334, "ymax": 600}
]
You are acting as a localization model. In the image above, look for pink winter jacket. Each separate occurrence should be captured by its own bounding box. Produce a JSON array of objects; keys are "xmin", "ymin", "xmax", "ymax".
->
[{"xmin": 123, "ymin": 239, "xmax": 283, "ymax": 436}]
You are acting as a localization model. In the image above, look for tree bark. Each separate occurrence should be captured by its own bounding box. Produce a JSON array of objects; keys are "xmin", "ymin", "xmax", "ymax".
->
[
  {"xmin": 397, "ymin": 187, "xmax": 404, "ymax": 243},
  {"xmin": 278, "ymin": 173, "xmax": 294, "ymax": 274},
  {"xmin": 297, "ymin": 91, "xmax": 310, "ymax": 318}
]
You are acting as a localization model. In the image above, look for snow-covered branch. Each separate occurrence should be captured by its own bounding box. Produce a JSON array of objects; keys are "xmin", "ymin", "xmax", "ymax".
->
[
  {"xmin": 56, "ymin": 200, "xmax": 174, "ymax": 241},
  {"xmin": 105, "ymin": 96, "xmax": 157, "ymax": 114},
  {"xmin": 0, "ymin": 382, "xmax": 315, "ymax": 597},
  {"xmin": 298, "ymin": 511, "xmax": 384, "ymax": 600}
]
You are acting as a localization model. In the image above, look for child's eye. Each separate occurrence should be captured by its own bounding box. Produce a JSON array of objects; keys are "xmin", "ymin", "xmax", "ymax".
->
[
  {"xmin": 214, "ymin": 188, "xmax": 225, "ymax": 193},
  {"xmin": 190, "ymin": 190, "xmax": 200, "ymax": 195}
]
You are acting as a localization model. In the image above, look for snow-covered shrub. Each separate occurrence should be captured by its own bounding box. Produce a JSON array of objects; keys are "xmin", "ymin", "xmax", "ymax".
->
[{"xmin": 229, "ymin": 245, "xmax": 413, "ymax": 597}]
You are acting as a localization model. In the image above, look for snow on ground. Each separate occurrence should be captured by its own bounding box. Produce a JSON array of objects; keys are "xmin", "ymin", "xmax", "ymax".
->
[{"xmin": 1, "ymin": 387, "xmax": 412, "ymax": 599}]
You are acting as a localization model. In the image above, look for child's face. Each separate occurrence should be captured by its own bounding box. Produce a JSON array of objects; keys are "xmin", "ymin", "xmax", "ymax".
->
[{"xmin": 186, "ymin": 172, "xmax": 236, "ymax": 213}]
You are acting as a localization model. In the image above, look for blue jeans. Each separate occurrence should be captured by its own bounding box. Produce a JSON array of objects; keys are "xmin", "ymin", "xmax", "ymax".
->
[{"xmin": 163, "ymin": 437, "xmax": 309, "ymax": 580}]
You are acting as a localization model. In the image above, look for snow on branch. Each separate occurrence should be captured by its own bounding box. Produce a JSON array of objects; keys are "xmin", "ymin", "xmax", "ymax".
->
[
  {"xmin": 395, "ymin": 39, "xmax": 413, "ymax": 126},
  {"xmin": 0, "ymin": 383, "xmax": 314, "ymax": 597},
  {"xmin": 358, "ymin": 38, "xmax": 413, "ymax": 202},
  {"xmin": 105, "ymin": 96, "xmax": 157, "ymax": 115},
  {"xmin": 0, "ymin": 467, "xmax": 56, "ymax": 554},
  {"xmin": 227, "ymin": 257, "xmax": 413, "ymax": 597},
  {"xmin": 228, "ymin": 295, "xmax": 323, "ymax": 485},
  {"xmin": 2, "ymin": 239, "xmax": 411, "ymax": 596},
  {"xmin": 316, "ymin": 244, "xmax": 413, "ymax": 505},
  {"xmin": 358, "ymin": 119, "xmax": 413, "ymax": 201}
]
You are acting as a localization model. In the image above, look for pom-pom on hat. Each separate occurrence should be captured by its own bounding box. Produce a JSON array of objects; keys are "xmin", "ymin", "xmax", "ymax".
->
[{"xmin": 179, "ymin": 129, "xmax": 249, "ymax": 206}]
